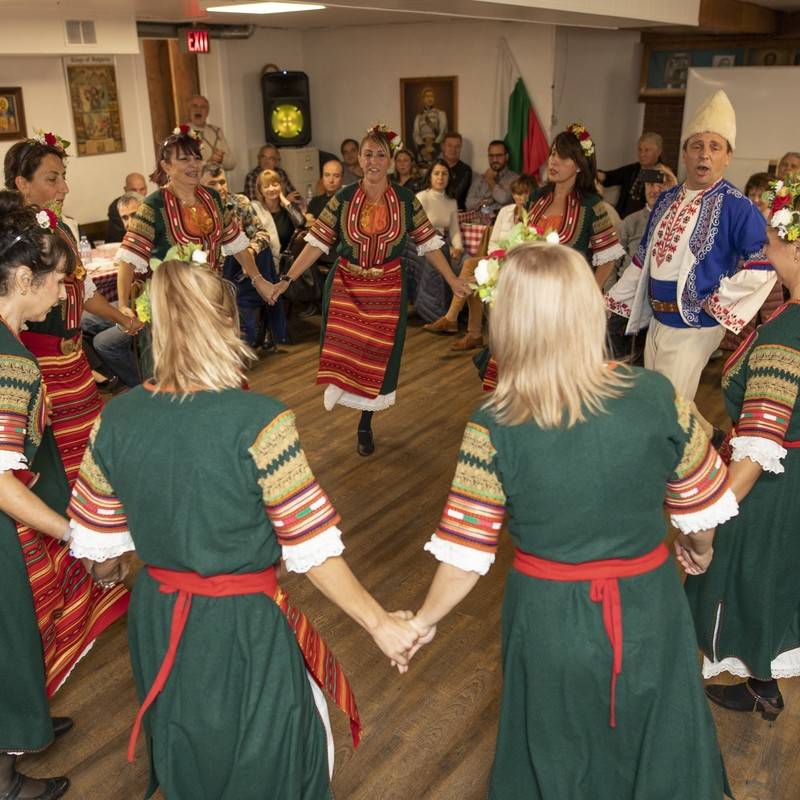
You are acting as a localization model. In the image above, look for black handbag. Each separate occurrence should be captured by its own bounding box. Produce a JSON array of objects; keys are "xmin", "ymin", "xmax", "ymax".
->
[{"xmin": 279, "ymin": 229, "xmax": 321, "ymax": 304}]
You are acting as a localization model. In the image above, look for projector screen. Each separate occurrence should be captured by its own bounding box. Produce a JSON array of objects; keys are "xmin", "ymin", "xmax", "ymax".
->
[{"xmin": 681, "ymin": 66, "xmax": 800, "ymax": 190}]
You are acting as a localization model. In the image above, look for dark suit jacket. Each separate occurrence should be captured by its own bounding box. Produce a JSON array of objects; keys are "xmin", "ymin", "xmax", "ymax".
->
[{"xmin": 106, "ymin": 196, "xmax": 126, "ymax": 243}]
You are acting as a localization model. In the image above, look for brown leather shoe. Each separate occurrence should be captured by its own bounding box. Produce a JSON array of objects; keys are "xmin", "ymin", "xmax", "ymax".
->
[
  {"xmin": 422, "ymin": 316, "xmax": 458, "ymax": 334},
  {"xmin": 451, "ymin": 335, "xmax": 483, "ymax": 351}
]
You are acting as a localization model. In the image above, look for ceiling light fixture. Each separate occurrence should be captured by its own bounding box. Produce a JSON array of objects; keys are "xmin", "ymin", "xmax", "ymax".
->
[{"xmin": 206, "ymin": 2, "xmax": 325, "ymax": 13}]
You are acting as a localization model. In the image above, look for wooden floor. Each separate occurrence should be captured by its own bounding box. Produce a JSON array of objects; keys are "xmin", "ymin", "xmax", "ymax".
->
[{"xmin": 22, "ymin": 315, "xmax": 800, "ymax": 799}]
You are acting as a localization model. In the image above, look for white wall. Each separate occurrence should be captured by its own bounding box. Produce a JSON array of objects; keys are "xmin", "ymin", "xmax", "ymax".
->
[
  {"xmin": 0, "ymin": 54, "xmax": 155, "ymax": 225},
  {"xmin": 301, "ymin": 21, "xmax": 556, "ymax": 173},
  {"xmin": 553, "ymin": 27, "xmax": 644, "ymax": 172},
  {"xmin": 201, "ymin": 29, "xmax": 305, "ymax": 194}
]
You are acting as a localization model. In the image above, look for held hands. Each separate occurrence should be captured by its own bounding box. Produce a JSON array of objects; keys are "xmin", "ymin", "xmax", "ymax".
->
[
  {"xmin": 449, "ymin": 276, "xmax": 471, "ymax": 299},
  {"xmin": 119, "ymin": 306, "xmax": 144, "ymax": 336},
  {"xmin": 674, "ymin": 537, "xmax": 714, "ymax": 575},
  {"xmin": 370, "ymin": 610, "xmax": 420, "ymax": 674}
]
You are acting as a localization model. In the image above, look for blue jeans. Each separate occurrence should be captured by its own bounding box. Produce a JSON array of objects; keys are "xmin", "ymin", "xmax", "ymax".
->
[{"xmin": 81, "ymin": 310, "xmax": 141, "ymax": 387}]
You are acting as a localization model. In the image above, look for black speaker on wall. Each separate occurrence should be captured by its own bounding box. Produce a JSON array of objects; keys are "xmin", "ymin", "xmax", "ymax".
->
[{"xmin": 261, "ymin": 70, "xmax": 311, "ymax": 147}]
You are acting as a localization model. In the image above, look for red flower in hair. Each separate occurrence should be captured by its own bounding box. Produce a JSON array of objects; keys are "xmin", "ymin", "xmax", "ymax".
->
[
  {"xmin": 44, "ymin": 208, "xmax": 58, "ymax": 230},
  {"xmin": 579, "ymin": 131, "xmax": 589, "ymax": 141},
  {"xmin": 772, "ymin": 194, "xmax": 792, "ymax": 212},
  {"xmin": 44, "ymin": 132, "xmax": 57, "ymax": 146},
  {"xmin": 488, "ymin": 249, "xmax": 506, "ymax": 259},
  {"xmin": 179, "ymin": 124, "xmax": 190, "ymax": 135}
]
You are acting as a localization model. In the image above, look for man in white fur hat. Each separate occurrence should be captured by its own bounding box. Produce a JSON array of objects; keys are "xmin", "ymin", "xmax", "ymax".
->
[{"xmin": 607, "ymin": 89, "xmax": 776, "ymax": 434}]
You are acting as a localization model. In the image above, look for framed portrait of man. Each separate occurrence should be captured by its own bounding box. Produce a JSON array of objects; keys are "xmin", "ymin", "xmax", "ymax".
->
[
  {"xmin": 0, "ymin": 87, "xmax": 27, "ymax": 141},
  {"xmin": 399, "ymin": 76, "xmax": 458, "ymax": 169}
]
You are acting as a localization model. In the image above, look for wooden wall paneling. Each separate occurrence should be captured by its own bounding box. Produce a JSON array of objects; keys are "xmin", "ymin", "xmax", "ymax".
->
[
  {"xmin": 142, "ymin": 39, "xmax": 176, "ymax": 161},
  {"xmin": 167, "ymin": 39, "xmax": 200, "ymax": 128}
]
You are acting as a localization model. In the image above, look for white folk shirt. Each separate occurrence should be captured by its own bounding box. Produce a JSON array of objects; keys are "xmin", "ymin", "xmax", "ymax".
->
[{"xmin": 649, "ymin": 187, "xmax": 704, "ymax": 283}]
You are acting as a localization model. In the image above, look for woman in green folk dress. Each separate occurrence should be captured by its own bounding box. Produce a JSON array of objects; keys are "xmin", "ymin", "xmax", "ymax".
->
[
  {"xmin": 66, "ymin": 259, "xmax": 418, "ymax": 799},
  {"xmin": 685, "ymin": 181, "xmax": 800, "ymax": 718},
  {"xmin": 0, "ymin": 192, "xmax": 76, "ymax": 800},
  {"xmin": 409, "ymin": 242, "xmax": 736, "ymax": 799}
]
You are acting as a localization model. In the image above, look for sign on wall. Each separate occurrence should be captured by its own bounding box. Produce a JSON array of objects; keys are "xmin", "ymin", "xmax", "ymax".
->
[
  {"xmin": 183, "ymin": 28, "xmax": 210, "ymax": 54},
  {"xmin": 63, "ymin": 56, "xmax": 125, "ymax": 156}
]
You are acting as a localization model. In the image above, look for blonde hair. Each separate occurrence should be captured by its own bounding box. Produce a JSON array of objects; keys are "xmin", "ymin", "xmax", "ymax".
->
[
  {"xmin": 150, "ymin": 260, "xmax": 254, "ymax": 397},
  {"xmin": 257, "ymin": 169, "xmax": 283, "ymax": 201},
  {"xmin": 486, "ymin": 242, "xmax": 630, "ymax": 428}
]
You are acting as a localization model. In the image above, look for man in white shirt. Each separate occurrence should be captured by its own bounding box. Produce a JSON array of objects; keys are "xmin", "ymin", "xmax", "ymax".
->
[{"xmin": 187, "ymin": 95, "xmax": 235, "ymax": 171}]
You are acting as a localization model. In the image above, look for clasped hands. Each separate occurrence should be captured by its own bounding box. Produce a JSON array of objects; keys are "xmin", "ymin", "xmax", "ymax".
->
[{"xmin": 370, "ymin": 610, "xmax": 438, "ymax": 674}]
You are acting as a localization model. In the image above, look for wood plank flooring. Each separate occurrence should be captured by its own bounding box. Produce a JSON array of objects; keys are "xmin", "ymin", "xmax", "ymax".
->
[{"xmin": 20, "ymin": 315, "xmax": 799, "ymax": 799}]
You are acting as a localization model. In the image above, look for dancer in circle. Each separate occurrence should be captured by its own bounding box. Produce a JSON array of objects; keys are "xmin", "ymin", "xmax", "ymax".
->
[
  {"xmin": 0, "ymin": 191, "xmax": 78, "ymax": 800},
  {"xmin": 67, "ymin": 258, "xmax": 418, "ymax": 798},
  {"xmin": 411, "ymin": 242, "xmax": 735, "ymax": 799},
  {"xmin": 4, "ymin": 134, "xmax": 130, "ymax": 695},
  {"xmin": 268, "ymin": 125, "xmax": 468, "ymax": 456},
  {"xmin": 685, "ymin": 179, "xmax": 800, "ymax": 718}
]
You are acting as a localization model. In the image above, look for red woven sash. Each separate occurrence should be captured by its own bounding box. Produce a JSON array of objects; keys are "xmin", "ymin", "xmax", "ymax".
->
[
  {"xmin": 512, "ymin": 543, "xmax": 669, "ymax": 728},
  {"xmin": 482, "ymin": 356, "xmax": 498, "ymax": 392},
  {"xmin": 127, "ymin": 565, "xmax": 361, "ymax": 762},
  {"xmin": 316, "ymin": 257, "xmax": 402, "ymax": 399}
]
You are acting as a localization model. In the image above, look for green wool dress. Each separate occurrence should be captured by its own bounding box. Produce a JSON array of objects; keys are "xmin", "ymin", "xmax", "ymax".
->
[
  {"xmin": 425, "ymin": 368, "xmax": 731, "ymax": 799},
  {"xmin": 0, "ymin": 325, "xmax": 66, "ymax": 753},
  {"xmin": 686, "ymin": 301, "xmax": 800, "ymax": 680},
  {"xmin": 67, "ymin": 386, "xmax": 337, "ymax": 799}
]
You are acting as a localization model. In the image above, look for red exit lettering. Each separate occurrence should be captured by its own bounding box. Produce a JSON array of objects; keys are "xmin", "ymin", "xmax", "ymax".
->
[{"xmin": 186, "ymin": 29, "xmax": 209, "ymax": 54}]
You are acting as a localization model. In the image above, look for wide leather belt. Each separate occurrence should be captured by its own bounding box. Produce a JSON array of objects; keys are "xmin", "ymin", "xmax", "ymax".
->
[{"xmin": 649, "ymin": 298, "xmax": 679, "ymax": 313}]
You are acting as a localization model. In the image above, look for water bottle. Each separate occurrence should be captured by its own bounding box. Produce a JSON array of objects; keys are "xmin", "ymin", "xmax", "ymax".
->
[
  {"xmin": 305, "ymin": 184, "xmax": 314, "ymax": 210},
  {"xmin": 79, "ymin": 235, "xmax": 92, "ymax": 266}
]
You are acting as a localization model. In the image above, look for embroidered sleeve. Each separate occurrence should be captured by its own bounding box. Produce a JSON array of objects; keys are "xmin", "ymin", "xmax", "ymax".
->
[
  {"xmin": 589, "ymin": 201, "xmax": 626, "ymax": 266},
  {"xmin": 729, "ymin": 344, "xmax": 800, "ymax": 472},
  {"xmin": 307, "ymin": 194, "xmax": 341, "ymax": 250},
  {"xmin": 424, "ymin": 421, "xmax": 506, "ymax": 574},
  {"xmin": 409, "ymin": 195, "xmax": 439, "ymax": 248},
  {"xmin": 0, "ymin": 356, "xmax": 43, "ymax": 471},
  {"xmin": 249, "ymin": 410, "xmax": 344, "ymax": 573},
  {"xmin": 665, "ymin": 395, "xmax": 738, "ymax": 534},
  {"xmin": 68, "ymin": 417, "xmax": 135, "ymax": 561},
  {"xmin": 118, "ymin": 201, "xmax": 156, "ymax": 273},
  {"xmin": 605, "ymin": 260, "xmax": 639, "ymax": 318}
]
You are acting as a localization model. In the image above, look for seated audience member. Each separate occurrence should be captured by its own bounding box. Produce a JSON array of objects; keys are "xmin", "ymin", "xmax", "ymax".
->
[
  {"xmin": 466, "ymin": 140, "xmax": 519, "ymax": 217},
  {"xmin": 392, "ymin": 148, "xmax": 421, "ymax": 192},
  {"xmin": 410, "ymin": 159, "xmax": 464, "ymax": 322},
  {"xmin": 777, "ymin": 151, "xmax": 800, "ymax": 180},
  {"xmin": 488, "ymin": 174, "xmax": 536, "ymax": 251},
  {"xmin": 424, "ymin": 174, "xmax": 533, "ymax": 341},
  {"xmin": 107, "ymin": 172, "xmax": 147, "ymax": 242},
  {"xmin": 744, "ymin": 172, "xmax": 772, "ymax": 216},
  {"xmin": 83, "ymin": 192, "xmax": 144, "ymax": 389},
  {"xmin": 599, "ymin": 132, "xmax": 664, "ymax": 217},
  {"xmin": 243, "ymin": 144, "xmax": 299, "ymax": 204},
  {"xmin": 440, "ymin": 132, "xmax": 472, "ymax": 211},
  {"xmin": 606, "ymin": 164, "xmax": 677, "ymax": 361},
  {"xmin": 186, "ymin": 94, "xmax": 235, "ymax": 170},
  {"xmin": 201, "ymin": 163, "xmax": 287, "ymax": 348},
  {"xmin": 340, "ymin": 138, "xmax": 363, "ymax": 184},
  {"xmin": 252, "ymin": 169, "xmax": 306, "ymax": 264},
  {"xmin": 307, "ymin": 159, "xmax": 343, "ymax": 220}
]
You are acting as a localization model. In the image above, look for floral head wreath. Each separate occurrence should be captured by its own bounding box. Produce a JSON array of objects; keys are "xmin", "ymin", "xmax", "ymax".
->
[
  {"xmin": 0, "ymin": 207, "xmax": 58, "ymax": 262},
  {"xmin": 566, "ymin": 123, "xmax": 595, "ymax": 158},
  {"xmin": 471, "ymin": 211, "xmax": 561, "ymax": 306},
  {"xmin": 29, "ymin": 129, "xmax": 71, "ymax": 154},
  {"xmin": 365, "ymin": 123, "xmax": 403, "ymax": 155},
  {"xmin": 165, "ymin": 124, "xmax": 202, "ymax": 144},
  {"xmin": 764, "ymin": 177, "xmax": 800, "ymax": 242}
]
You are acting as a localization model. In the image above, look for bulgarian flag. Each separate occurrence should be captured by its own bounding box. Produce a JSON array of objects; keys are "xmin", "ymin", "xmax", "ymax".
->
[{"xmin": 496, "ymin": 38, "xmax": 550, "ymax": 177}]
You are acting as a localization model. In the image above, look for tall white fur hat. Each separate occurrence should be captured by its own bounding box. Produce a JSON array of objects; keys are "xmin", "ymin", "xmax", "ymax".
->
[{"xmin": 684, "ymin": 89, "xmax": 736, "ymax": 150}]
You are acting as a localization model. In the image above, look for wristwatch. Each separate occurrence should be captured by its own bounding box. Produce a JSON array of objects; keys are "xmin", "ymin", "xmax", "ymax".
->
[{"xmin": 279, "ymin": 274, "xmax": 294, "ymax": 284}]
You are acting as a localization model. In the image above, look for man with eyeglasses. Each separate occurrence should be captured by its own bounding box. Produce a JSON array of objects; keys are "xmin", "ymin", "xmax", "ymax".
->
[{"xmin": 465, "ymin": 140, "xmax": 519, "ymax": 218}]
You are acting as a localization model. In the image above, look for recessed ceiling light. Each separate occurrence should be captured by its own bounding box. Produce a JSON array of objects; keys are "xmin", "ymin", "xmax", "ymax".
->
[{"xmin": 207, "ymin": 2, "xmax": 325, "ymax": 13}]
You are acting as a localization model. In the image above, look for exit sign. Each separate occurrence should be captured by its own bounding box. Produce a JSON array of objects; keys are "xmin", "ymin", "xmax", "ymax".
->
[{"xmin": 184, "ymin": 29, "xmax": 210, "ymax": 54}]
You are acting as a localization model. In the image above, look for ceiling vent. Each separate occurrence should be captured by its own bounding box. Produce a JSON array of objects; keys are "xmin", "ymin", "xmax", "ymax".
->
[{"xmin": 65, "ymin": 20, "xmax": 97, "ymax": 45}]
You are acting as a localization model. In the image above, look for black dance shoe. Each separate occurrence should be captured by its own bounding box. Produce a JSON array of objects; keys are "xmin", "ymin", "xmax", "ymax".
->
[
  {"xmin": 357, "ymin": 428, "xmax": 375, "ymax": 457},
  {"xmin": 705, "ymin": 679, "xmax": 784, "ymax": 721},
  {"xmin": 0, "ymin": 773, "xmax": 70, "ymax": 800},
  {"xmin": 52, "ymin": 717, "xmax": 74, "ymax": 739}
]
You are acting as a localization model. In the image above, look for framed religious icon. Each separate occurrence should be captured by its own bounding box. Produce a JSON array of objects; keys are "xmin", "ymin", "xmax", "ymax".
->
[
  {"xmin": 64, "ymin": 56, "xmax": 125, "ymax": 156},
  {"xmin": 400, "ymin": 76, "xmax": 458, "ymax": 169},
  {"xmin": 639, "ymin": 43, "xmax": 745, "ymax": 97},
  {"xmin": 0, "ymin": 87, "xmax": 27, "ymax": 141}
]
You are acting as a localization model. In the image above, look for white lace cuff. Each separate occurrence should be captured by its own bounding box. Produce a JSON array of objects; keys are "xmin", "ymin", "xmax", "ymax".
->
[
  {"xmin": 423, "ymin": 533, "xmax": 495, "ymax": 575},
  {"xmin": 116, "ymin": 248, "xmax": 150, "ymax": 274},
  {"xmin": 83, "ymin": 273, "xmax": 97, "ymax": 300},
  {"xmin": 222, "ymin": 231, "xmax": 250, "ymax": 257},
  {"xmin": 304, "ymin": 232, "xmax": 331, "ymax": 255},
  {"xmin": 730, "ymin": 435, "xmax": 786, "ymax": 474},
  {"xmin": 68, "ymin": 521, "xmax": 135, "ymax": 561},
  {"xmin": 282, "ymin": 525, "xmax": 345, "ymax": 573},
  {"xmin": 670, "ymin": 487, "xmax": 739, "ymax": 534},
  {"xmin": 0, "ymin": 450, "xmax": 27, "ymax": 473},
  {"xmin": 593, "ymin": 243, "xmax": 626, "ymax": 267},
  {"xmin": 416, "ymin": 234, "xmax": 445, "ymax": 256}
]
